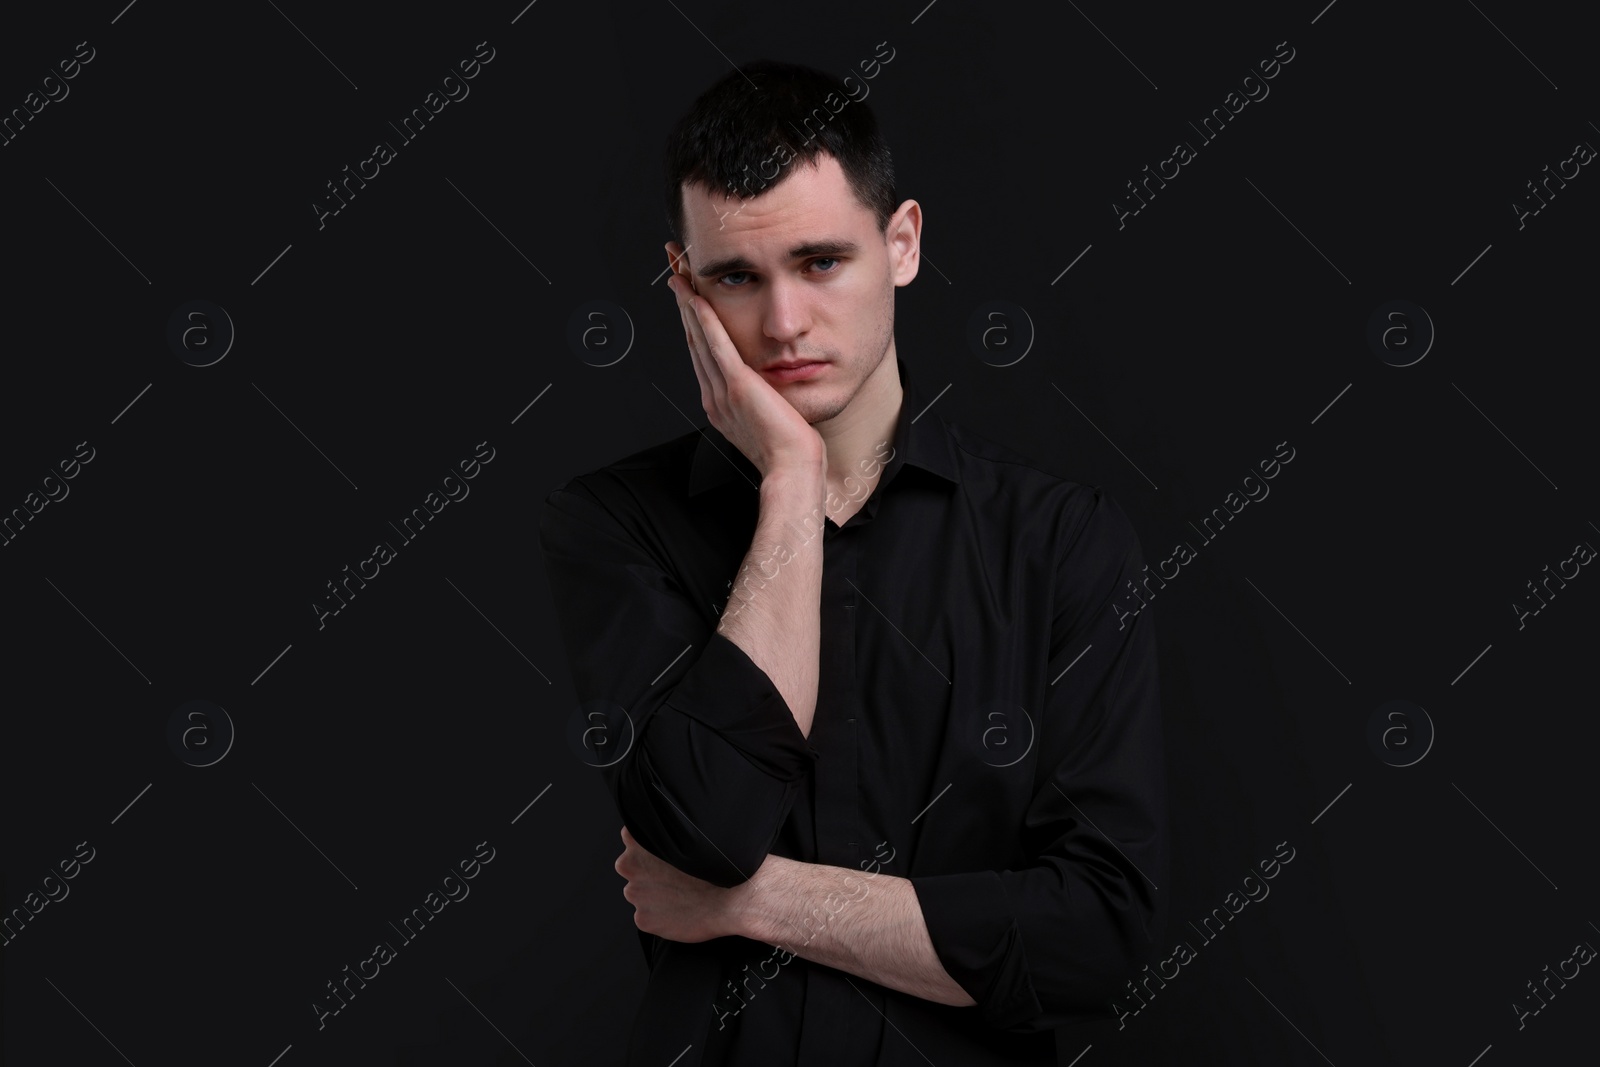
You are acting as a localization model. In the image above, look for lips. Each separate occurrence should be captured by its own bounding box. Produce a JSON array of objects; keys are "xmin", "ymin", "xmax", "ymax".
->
[{"xmin": 762, "ymin": 360, "xmax": 827, "ymax": 382}]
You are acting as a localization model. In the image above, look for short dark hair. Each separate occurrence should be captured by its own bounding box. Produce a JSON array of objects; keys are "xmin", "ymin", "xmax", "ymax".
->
[{"xmin": 662, "ymin": 59, "xmax": 897, "ymax": 249}]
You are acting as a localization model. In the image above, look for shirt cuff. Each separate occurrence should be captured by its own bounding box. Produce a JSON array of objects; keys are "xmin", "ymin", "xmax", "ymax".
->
[
  {"xmin": 909, "ymin": 868, "xmax": 1043, "ymax": 1030},
  {"xmin": 662, "ymin": 630, "xmax": 819, "ymax": 782}
]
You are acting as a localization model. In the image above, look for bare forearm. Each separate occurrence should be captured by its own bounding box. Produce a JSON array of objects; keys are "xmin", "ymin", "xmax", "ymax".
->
[
  {"xmin": 733, "ymin": 854, "xmax": 976, "ymax": 1007},
  {"xmin": 717, "ymin": 467, "xmax": 826, "ymax": 738}
]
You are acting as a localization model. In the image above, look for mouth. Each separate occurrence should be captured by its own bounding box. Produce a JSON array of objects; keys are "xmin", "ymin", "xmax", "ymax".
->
[{"xmin": 762, "ymin": 360, "xmax": 827, "ymax": 383}]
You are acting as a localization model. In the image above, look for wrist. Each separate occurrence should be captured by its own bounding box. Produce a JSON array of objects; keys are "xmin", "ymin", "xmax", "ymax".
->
[{"xmin": 731, "ymin": 853, "xmax": 791, "ymax": 942}]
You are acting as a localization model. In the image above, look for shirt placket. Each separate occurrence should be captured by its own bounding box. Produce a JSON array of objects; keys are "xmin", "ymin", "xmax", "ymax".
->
[{"xmin": 795, "ymin": 516, "xmax": 880, "ymax": 1064}]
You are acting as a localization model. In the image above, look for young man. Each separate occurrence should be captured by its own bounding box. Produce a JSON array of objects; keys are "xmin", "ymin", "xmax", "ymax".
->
[{"xmin": 538, "ymin": 59, "xmax": 1167, "ymax": 1066}]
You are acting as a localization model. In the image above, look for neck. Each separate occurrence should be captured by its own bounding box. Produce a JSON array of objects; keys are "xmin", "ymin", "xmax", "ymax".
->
[{"xmin": 815, "ymin": 352, "xmax": 902, "ymax": 521}]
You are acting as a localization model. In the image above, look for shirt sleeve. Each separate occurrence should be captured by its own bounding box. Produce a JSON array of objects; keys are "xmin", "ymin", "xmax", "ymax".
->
[
  {"xmin": 538, "ymin": 477, "xmax": 819, "ymax": 888},
  {"xmin": 908, "ymin": 485, "xmax": 1168, "ymax": 1031}
]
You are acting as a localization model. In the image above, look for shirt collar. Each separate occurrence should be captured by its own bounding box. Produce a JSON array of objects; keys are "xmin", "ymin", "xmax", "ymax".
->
[{"xmin": 688, "ymin": 356, "xmax": 960, "ymax": 497}]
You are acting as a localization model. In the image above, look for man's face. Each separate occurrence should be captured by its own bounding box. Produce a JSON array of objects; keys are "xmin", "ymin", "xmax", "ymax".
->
[{"xmin": 669, "ymin": 153, "xmax": 919, "ymax": 426}]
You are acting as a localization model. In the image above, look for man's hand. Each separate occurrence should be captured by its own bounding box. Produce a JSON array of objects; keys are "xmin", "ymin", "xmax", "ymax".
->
[
  {"xmin": 664, "ymin": 242, "xmax": 824, "ymax": 479},
  {"xmin": 614, "ymin": 825, "xmax": 759, "ymax": 943}
]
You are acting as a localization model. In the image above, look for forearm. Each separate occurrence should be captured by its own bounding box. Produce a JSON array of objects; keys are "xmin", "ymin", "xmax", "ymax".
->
[
  {"xmin": 733, "ymin": 854, "xmax": 976, "ymax": 1008},
  {"xmin": 717, "ymin": 467, "xmax": 826, "ymax": 738}
]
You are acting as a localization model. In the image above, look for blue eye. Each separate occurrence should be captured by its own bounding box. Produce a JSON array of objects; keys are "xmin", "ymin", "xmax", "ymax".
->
[{"xmin": 716, "ymin": 258, "xmax": 843, "ymax": 288}]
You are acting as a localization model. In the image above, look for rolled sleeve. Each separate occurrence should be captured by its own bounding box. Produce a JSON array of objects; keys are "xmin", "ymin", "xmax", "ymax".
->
[
  {"xmin": 539, "ymin": 479, "xmax": 818, "ymax": 887},
  {"xmin": 909, "ymin": 486, "xmax": 1168, "ymax": 1031}
]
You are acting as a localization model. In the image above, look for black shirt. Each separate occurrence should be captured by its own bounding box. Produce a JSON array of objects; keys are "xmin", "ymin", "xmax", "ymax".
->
[{"xmin": 538, "ymin": 357, "xmax": 1168, "ymax": 1066}]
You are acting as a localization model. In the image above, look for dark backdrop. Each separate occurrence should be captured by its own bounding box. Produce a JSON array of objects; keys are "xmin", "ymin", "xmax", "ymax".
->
[{"xmin": 2, "ymin": 1, "xmax": 1594, "ymax": 1065}]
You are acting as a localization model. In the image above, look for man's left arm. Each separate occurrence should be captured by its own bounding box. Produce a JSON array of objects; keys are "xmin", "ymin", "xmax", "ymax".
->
[
  {"xmin": 730, "ymin": 852, "xmax": 977, "ymax": 1007},
  {"xmin": 738, "ymin": 487, "xmax": 1168, "ymax": 1031}
]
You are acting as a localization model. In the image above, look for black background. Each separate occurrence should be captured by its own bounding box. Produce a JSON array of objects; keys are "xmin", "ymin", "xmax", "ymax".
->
[{"xmin": 2, "ymin": 1, "xmax": 1595, "ymax": 1065}]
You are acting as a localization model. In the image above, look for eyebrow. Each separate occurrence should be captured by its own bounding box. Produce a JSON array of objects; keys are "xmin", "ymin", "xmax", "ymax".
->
[{"xmin": 693, "ymin": 239, "xmax": 861, "ymax": 279}]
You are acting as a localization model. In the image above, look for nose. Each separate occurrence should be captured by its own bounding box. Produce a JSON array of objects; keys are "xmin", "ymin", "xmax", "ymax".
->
[{"xmin": 761, "ymin": 275, "xmax": 810, "ymax": 347}]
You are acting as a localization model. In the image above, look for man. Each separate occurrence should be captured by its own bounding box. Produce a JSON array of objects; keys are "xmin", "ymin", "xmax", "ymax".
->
[{"xmin": 538, "ymin": 59, "xmax": 1167, "ymax": 1066}]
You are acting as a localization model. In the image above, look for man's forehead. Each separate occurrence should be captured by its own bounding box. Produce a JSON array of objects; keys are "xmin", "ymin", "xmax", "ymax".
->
[{"xmin": 681, "ymin": 155, "xmax": 871, "ymax": 247}]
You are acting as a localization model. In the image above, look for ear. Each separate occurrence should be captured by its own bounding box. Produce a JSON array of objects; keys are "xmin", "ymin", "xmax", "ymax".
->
[
  {"xmin": 885, "ymin": 200, "xmax": 922, "ymax": 288},
  {"xmin": 664, "ymin": 242, "xmax": 699, "ymax": 294}
]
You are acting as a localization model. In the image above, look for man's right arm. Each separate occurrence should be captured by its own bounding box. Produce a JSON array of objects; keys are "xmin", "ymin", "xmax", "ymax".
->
[
  {"xmin": 715, "ymin": 463, "xmax": 826, "ymax": 740},
  {"xmin": 538, "ymin": 469, "xmax": 822, "ymax": 889}
]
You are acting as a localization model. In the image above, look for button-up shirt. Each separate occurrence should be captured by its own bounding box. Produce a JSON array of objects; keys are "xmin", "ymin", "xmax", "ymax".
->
[{"xmin": 538, "ymin": 357, "xmax": 1168, "ymax": 1066}]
